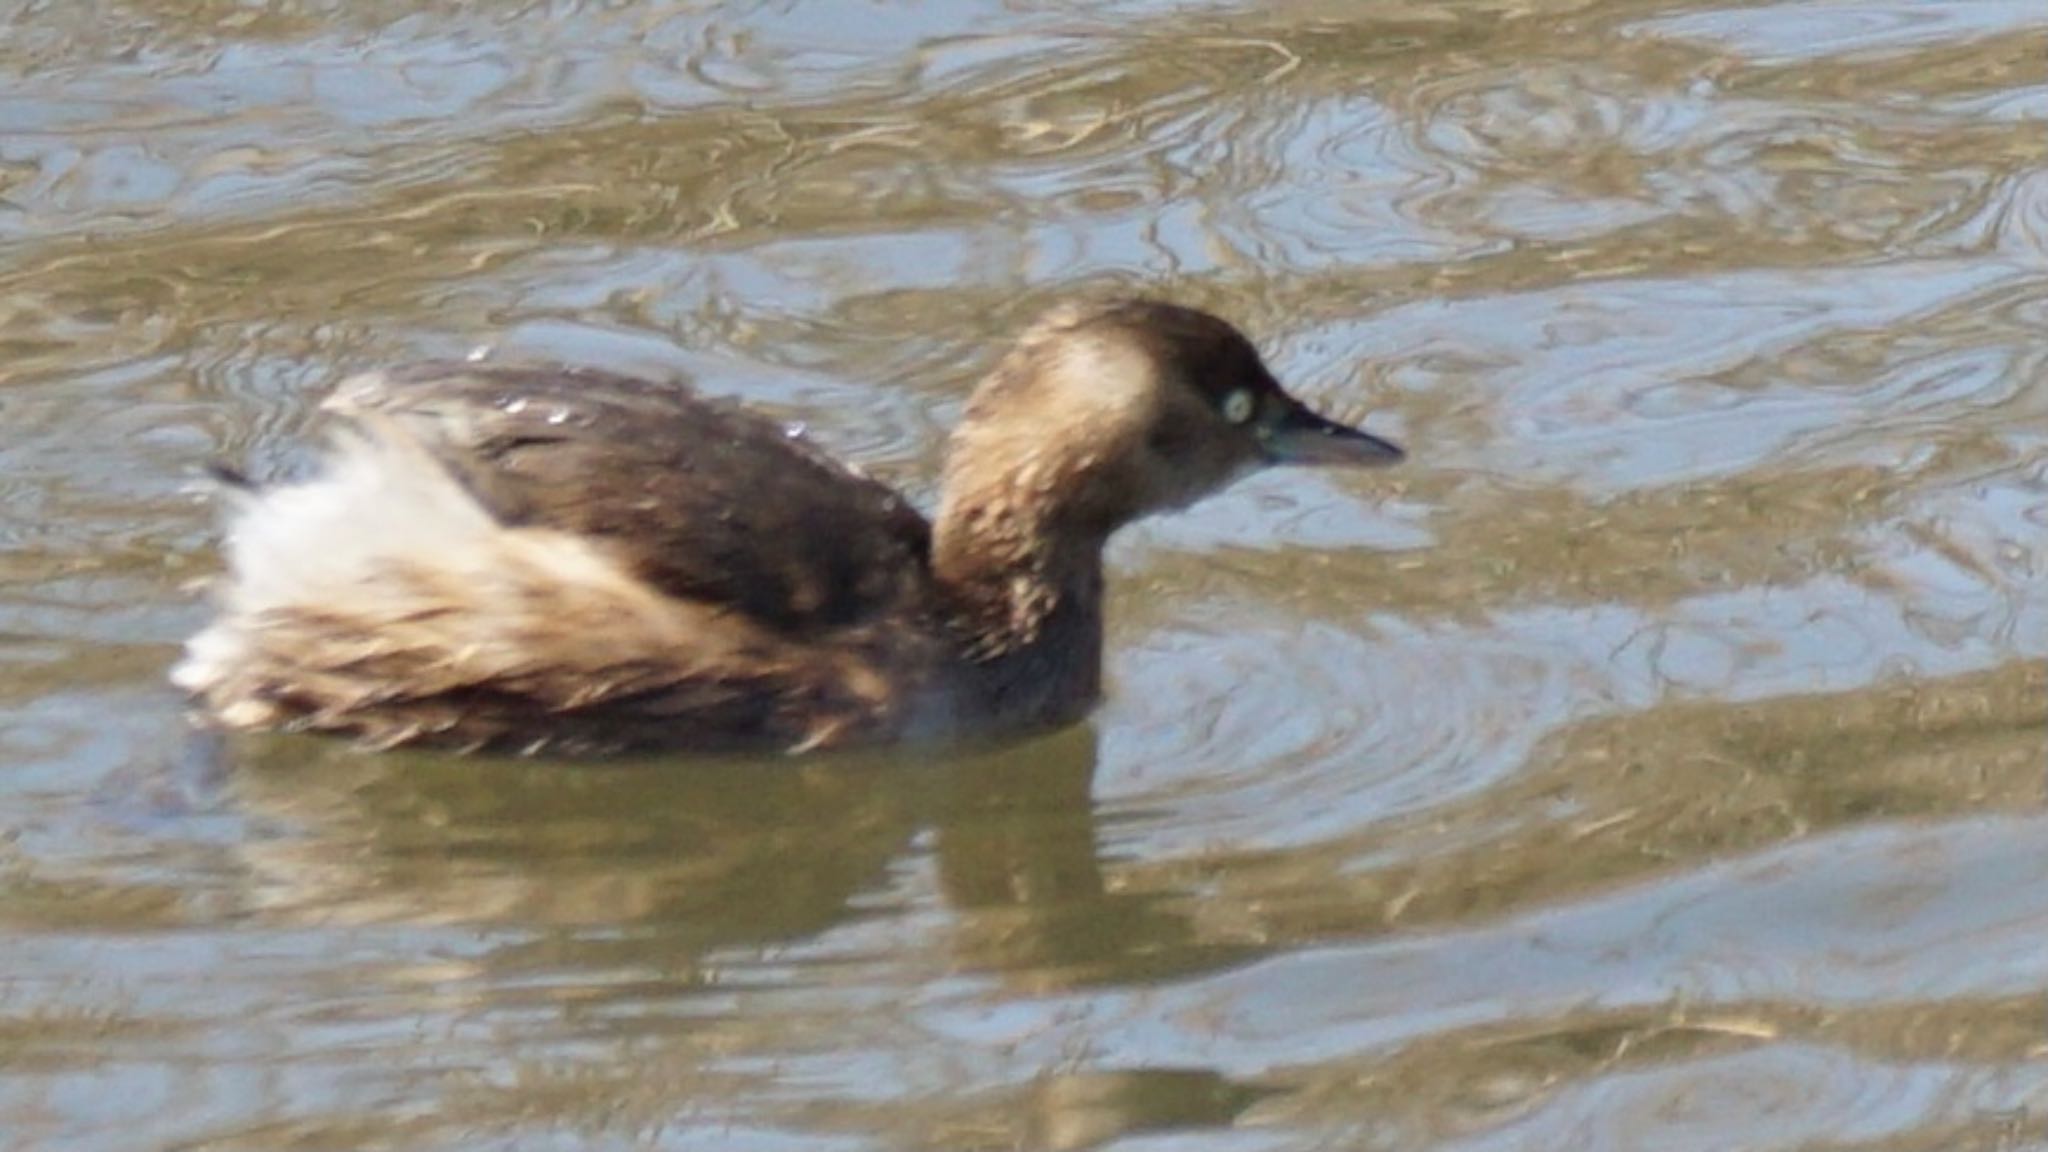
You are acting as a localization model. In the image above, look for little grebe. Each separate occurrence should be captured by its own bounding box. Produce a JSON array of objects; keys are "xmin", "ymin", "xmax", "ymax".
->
[{"xmin": 175, "ymin": 299, "xmax": 1403, "ymax": 754}]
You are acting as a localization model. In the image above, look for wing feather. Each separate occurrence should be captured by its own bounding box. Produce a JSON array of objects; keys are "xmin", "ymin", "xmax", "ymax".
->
[{"xmin": 324, "ymin": 362, "xmax": 934, "ymax": 632}]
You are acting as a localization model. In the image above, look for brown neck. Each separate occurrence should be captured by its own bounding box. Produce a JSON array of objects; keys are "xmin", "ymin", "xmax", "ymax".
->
[
  {"xmin": 925, "ymin": 370, "xmax": 1135, "ymax": 724},
  {"xmin": 930, "ymin": 488, "xmax": 1107, "ymax": 665},
  {"xmin": 929, "ymin": 495, "xmax": 1107, "ymax": 730}
]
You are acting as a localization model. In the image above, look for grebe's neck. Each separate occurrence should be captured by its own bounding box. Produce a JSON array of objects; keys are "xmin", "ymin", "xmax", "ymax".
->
[{"xmin": 930, "ymin": 461, "xmax": 1108, "ymax": 666}]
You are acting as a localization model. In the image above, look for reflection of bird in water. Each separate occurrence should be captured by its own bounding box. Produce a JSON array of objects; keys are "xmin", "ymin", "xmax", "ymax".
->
[
  {"xmin": 177, "ymin": 299, "xmax": 1401, "ymax": 755},
  {"xmin": 1024, "ymin": 1067, "xmax": 1275, "ymax": 1151},
  {"xmin": 179, "ymin": 713, "xmax": 1277, "ymax": 1146},
  {"xmin": 204, "ymin": 724, "xmax": 1246, "ymax": 985},
  {"xmin": 932, "ymin": 726, "xmax": 1266, "ymax": 988}
]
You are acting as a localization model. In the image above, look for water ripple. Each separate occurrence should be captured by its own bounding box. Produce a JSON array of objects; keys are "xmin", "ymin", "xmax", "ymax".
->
[
  {"xmin": 3, "ymin": 0, "xmax": 2046, "ymax": 1148},
  {"xmin": 1640, "ymin": 0, "xmax": 2048, "ymax": 63}
]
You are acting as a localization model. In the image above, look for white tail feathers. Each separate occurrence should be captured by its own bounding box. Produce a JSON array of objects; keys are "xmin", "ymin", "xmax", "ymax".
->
[
  {"xmin": 214, "ymin": 417, "xmax": 502, "ymax": 621},
  {"xmin": 173, "ymin": 416, "xmax": 701, "ymax": 709}
]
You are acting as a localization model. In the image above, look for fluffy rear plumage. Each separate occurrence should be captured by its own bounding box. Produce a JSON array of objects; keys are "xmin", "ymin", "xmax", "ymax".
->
[{"xmin": 174, "ymin": 418, "xmax": 895, "ymax": 753}]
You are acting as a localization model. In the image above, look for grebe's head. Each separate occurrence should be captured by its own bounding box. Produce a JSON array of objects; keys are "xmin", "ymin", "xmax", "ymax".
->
[{"xmin": 939, "ymin": 299, "xmax": 1404, "ymax": 538}]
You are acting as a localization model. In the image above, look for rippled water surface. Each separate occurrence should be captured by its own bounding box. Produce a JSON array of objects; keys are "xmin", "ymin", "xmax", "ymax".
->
[{"xmin": 5, "ymin": 0, "xmax": 2047, "ymax": 1148}]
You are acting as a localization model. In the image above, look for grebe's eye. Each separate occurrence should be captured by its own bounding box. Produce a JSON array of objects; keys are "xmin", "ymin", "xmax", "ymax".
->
[{"xmin": 1220, "ymin": 388, "xmax": 1256, "ymax": 425}]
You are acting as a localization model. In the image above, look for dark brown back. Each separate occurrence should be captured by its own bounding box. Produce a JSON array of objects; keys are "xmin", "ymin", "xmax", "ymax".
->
[{"xmin": 328, "ymin": 363, "xmax": 934, "ymax": 633}]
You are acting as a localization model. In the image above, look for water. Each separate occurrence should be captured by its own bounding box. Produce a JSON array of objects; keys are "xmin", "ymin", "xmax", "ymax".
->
[{"xmin": 3, "ymin": 0, "xmax": 2045, "ymax": 1148}]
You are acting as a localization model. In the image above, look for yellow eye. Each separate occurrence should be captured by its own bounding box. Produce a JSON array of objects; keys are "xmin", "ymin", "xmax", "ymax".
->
[{"xmin": 1221, "ymin": 388, "xmax": 1256, "ymax": 425}]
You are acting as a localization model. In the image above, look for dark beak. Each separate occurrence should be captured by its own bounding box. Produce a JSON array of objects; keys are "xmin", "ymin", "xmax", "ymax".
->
[{"xmin": 1260, "ymin": 399, "xmax": 1404, "ymax": 466}]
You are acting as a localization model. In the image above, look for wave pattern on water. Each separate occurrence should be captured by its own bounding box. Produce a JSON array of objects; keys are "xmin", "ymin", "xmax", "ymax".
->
[{"xmin": 1, "ymin": 0, "xmax": 2045, "ymax": 1149}]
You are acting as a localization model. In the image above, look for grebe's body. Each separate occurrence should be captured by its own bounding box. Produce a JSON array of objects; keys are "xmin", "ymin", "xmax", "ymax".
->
[{"xmin": 175, "ymin": 300, "xmax": 1402, "ymax": 755}]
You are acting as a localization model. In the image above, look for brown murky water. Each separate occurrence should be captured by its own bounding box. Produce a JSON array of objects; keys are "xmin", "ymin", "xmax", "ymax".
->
[{"xmin": 4, "ymin": 0, "xmax": 2046, "ymax": 1148}]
